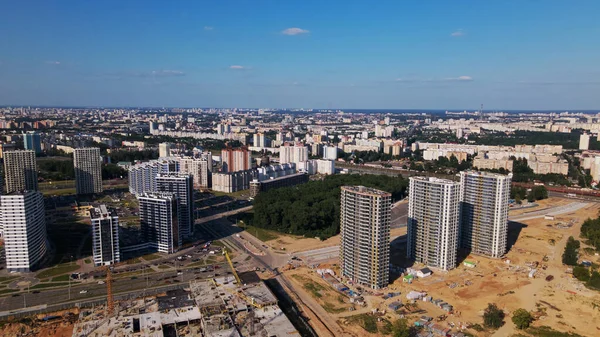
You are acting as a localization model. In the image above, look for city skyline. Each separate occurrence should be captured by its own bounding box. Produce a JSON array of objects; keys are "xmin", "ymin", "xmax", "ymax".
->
[{"xmin": 1, "ymin": 1, "xmax": 600, "ymax": 109}]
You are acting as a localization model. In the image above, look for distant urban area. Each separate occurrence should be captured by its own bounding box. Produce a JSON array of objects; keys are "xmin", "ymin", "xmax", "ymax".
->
[{"xmin": 0, "ymin": 106, "xmax": 599, "ymax": 337}]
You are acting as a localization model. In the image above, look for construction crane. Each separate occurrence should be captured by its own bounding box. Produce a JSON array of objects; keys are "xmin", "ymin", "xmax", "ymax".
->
[
  {"xmin": 99, "ymin": 265, "xmax": 115, "ymax": 315},
  {"xmin": 223, "ymin": 249, "xmax": 242, "ymax": 285}
]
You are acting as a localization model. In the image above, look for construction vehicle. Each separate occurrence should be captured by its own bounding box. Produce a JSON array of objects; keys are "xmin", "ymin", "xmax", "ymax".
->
[{"xmin": 223, "ymin": 249, "xmax": 242, "ymax": 285}]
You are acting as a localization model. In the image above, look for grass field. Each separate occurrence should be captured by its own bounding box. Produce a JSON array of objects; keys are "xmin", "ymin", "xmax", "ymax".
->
[
  {"xmin": 141, "ymin": 253, "xmax": 162, "ymax": 261},
  {"xmin": 51, "ymin": 275, "xmax": 71, "ymax": 282},
  {"xmin": 30, "ymin": 282, "xmax": 70, "ymax": 290},
  {"xmin": 36, "ymin": 263, "xmax": 80, "ymax": 279},
  {"xmin": 239, "ymin": 224, "xmax": 279, "ymax": 242}
]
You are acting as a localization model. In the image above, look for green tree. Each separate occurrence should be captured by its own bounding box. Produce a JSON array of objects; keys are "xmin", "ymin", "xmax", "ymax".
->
[
  {"xmin": 511, "ymin": 308, "xmax": 533, "ymax": 329},
  {"xmin": 391, "ymin": 319, "xmax": 416, "ymax": 337},
  {"xmin": 483, "ymin": 303, "xmax": 504, "ymax": 329},
  {"xmin": 588, "ymin": 271, "xmax": 600, "ymax": 289},
  {"xmin": 572, "ymin": 266, "xmax": 590, "ymax": 282},
  {"xmin": 562, "ymin": 236, "xmax": 580, "ymax": 266}
]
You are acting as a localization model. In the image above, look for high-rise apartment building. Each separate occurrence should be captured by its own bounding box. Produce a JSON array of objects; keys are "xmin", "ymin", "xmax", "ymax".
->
[
  {"xmin": 138, "ymin": 192, "xmax": 180, "ymax": 254},
  {"xmin": 407, "ymin": 177, "xmax": 460, "ymax": 271},
  {"xmin": 253, "ymin": 133, "xmax": 266, "ymax": 148},
  {"xmin": 90, "ymin": 205, "xmax": 120, "ymax": 266},
  {"xmin": 221, "ymin": 147, "xmax": 251, "ymax": 173},
  {"xmin": 156, "ymin": 173, "xmax": 194, "ymax": 239},
  {"xmin": 1, "ymin": 191, "xmax": 47, "ymax": 272},
  {"xmin": 128, "ymin": 159, "xmax": 179, "ymax": 195},
  {"xmin": 459, "ymin": 171, "xmax": 512, "ymax": 258},
  {"xmin": 339, "ymin": 186, "xmax": 391, "ymax": 289},
  {"xmin": 279, "ymin": 143, "xmax": 309, "ymax": 165},
  {"xmin": 323, "ymin": 145, "xmax": 338, "ymax": 160},
  {"xmin": 23, "ymin": 131, "xmax": 42, "ymax": 154},
  {"xmin": 580, "ymin": 133, "xmax": 591, "ymax": 150},
  {"xmin": 159, "ymin": 142, "xmax": 172, "ymax": 158},
  {"xmin": 3, "ymin": 150, "xmax": 38, "ymax": 193},
  {"xmin": 74, "ymin": 147, "xmax": 103, "ymax": 195},
  {"xmin": 178, "ymin": 155, "xmax": 212, "ymax": 189}
]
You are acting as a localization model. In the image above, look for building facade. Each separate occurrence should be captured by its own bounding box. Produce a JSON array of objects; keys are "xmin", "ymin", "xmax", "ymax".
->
[
  {"xmin": 221, "ymin": 147, "xmax": 251, "ymax": 173},
  {"xmin": 90, "ymin": 205, "xmax": 120, "ymax": 266},
  {"xmin": 211, "ymin": 169, "xmax": 257, "ymax": 193},
  {"xmin": 138, "ymin": 192, "xmax": 180, "ymax": 254},
  {"xmin": 156, "ymin": 173, "xmax": 194, "ymax": 239},
  {"xmin": 459, "ymin": 171, "xmax": 512, "ymax": 258},
  {"xmin": 23, "ymin": 132, "xmax": 42, "ymax": 154},
  {"xmin": 74, "ymin": 147, "xmax": 103, "ymax": 195},
  {"xmin": 178, "ymin": 156, "xmax": 212, "ymax": 189},
  {"xmin": 339, "ymin": 186, "xmax": 391, "ymax": 289},
  {"xmin": 159, "ymin": 142, "xmax": 172, "ymax": 158},
  {"xmin": 407, "ymin": 177, "xmax": 460, "ymax": 271},
  {"xmin": 128, "ymin": 159, "xmax": 179, "ymax": 195},
  {"xmin": 3, "ymin": 150, "xmax": 38, "ymax": 193},
  {"xmin": 1, "ymin": 191, "xmax": 47, "ymax": 272}
]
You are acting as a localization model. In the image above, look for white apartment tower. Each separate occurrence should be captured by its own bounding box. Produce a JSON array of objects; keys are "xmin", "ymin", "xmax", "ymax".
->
[
  {"xmin": 138, "ymin": 192, "xmax": 180, "ymax": 254},
  {"xmin": 178, "ymin": 155, "xmax": 212, "ymax": 189},
  {"xmin": 279, "ymin": 143, "xmax": 309, "ymax": 165},
  {"xmin": 339, "ymin": 186, "xmax": 391, "ymax": 289},
  {"xmin": 74, "ymin": 147, "xmax": 103, "ymax": 195},
  {"xmin": 159, "ymin": 142, "xmax": 172, "ymax": 158},
  {"xmin": 156, "ymin": 173, "xmax": 194, "ymax": 239},
  {"xmin": 1, "ymin": 191, "xmax": 47, "ymax": 272},
  {"xmin": 90, "ymin": 205, "xmax": 120, "ymax": 266},
  {"xmin": 323, "ymin": 145, "xmax": 338, "ymax": 160},
  {"xmin": 407, "ymin": 177, "xmax": 460, "ymax": 271},
  {"xmin": 3, "ymin": 150, "xmax": 38, "ymax": 193},
  {"xmin": 128, "ymin": 159, "xmax": 179, "ymax": 195},
  {"xmin": 580, "ymin": 133, "xmax": 591, "ymax": 150},
  {"xmin": 459, "ymin": 171, "xmax": 512, "ymax": 258}
]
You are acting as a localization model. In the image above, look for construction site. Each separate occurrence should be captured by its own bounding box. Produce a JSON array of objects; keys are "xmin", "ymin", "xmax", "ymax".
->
[
  {"xmin": 267, "ymin": 198, "xmax": 600, "ymax": 337},
  {"xmin": 0, "ymin": 251, "xmax": 300, "ymax": 337}
]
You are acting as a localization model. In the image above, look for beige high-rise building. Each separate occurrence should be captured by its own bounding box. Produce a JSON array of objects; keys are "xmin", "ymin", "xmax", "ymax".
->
[
  {"xmin": 407, "ymin": 177, "xmax": 460, "ymax": 271},
  {"xmin": 74, "ymin": 147, "xmax": 103, "ymax": 195},
  {"xmin": 339, "ymin": 186, "xmax": 391, "ymax": 289},
  {"xmin": 459, "ymin": 171, "xmax": 512, "ymax": 258},
  {"xmin": 3, "ymin": 150, "xmax": 38, "ymax": 193}
]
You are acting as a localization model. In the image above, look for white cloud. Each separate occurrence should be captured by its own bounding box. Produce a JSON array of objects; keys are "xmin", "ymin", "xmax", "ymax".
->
[
  {"xmin": 451, "ymin": 29, "xmax": 465, "ymax": 37},
  {"xmin": 229, "ymin": 65, "xmax": 245, "ymax": 69},
  {"xmin": 445, "ymin": 75, "xmax": 473, "ymax": 81},
  {"xmin": 204, "ymin": 26, "xmax": 214, "ymax": 31},
  {"xmin": 151, "ymin": 70, "xmax": 185, "ymax": 77},
  {"xmin": 281, "ymin": 27, "xmax": 310, "ymax": 36},
  {"xmin": 45, "ymin": 60, "xmax": 61, "ymax": 65}
]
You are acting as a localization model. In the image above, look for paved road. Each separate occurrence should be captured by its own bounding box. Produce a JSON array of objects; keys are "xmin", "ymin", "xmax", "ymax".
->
[
  {"xmin": 0, "ymin": 263, "xmax": 230, "ymax": 315},
  {"xmin": 509, "ymin": 201, "xmax": 589, "ymax": 222}
]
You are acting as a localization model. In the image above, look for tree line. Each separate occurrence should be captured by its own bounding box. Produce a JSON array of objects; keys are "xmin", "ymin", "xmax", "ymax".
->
[{"xmin": 250, "ymin": 174, "xmax": 408, "ymax": 239}]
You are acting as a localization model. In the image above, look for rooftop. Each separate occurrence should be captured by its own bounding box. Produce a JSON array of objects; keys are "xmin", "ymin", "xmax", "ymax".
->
[{"xmin": 341, "ymin": 185, "xmax": 391, "ymax": 197}]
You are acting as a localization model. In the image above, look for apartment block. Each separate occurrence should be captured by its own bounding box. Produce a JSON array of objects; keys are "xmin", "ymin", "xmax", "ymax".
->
[
  {"xmin": 128, "ymin": 159, "xmax": 179, "ymax": 195},
  {"xmin": 138, "ymin": 192, "xmax": 180, "ymax": 254},
  {"xmin": 211, "ymin": 169, "xmax": 257, "ymax": 193},
  {"xmin": 1, "ymin": 191, "xmax": 47, "ymax": 272},
  {"xmin": 74, "ymin": 147, "xmax": 103, "ymax": 195},
  {"xmin": 407, "ymin": 177, "xmax": 460, "ymax": 271},
  {"xmin": 178, "ymin": 155, "xmax": 212, "ymax": 189},
  {"xmin": 472, "ymin": 158, "xmax": 514, "ymax": 171},
  {"xmin": 3, "ymin": 150, "xmax": 38, "ymax": 193},
  {"xmin": 156, "ymin": 173, "xmax": 194, "ymax": 239},
  {"xmin": 90, "ymin": 205, "xmax": 120, "ymax": 266},
  {"xmin": 339, "ymin": 186, "xmax": 391, "ymax": 289},
  {"xmin": 221, "ymin": 147, "xmax": 251, "ymax": 173},
  {"xmin": 459, "ymin": 171, "xmax": 512, "ymax": 258}
]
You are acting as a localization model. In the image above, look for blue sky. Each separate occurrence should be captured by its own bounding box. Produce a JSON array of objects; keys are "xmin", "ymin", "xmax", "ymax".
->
[{"xmin": 1, "ymin": 1, "xmax": 599, "ymax": 110}]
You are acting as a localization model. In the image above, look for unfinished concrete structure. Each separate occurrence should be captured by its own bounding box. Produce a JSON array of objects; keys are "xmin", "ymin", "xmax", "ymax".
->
[
  {"xmin": 407, "ymin": 177, "xmax": 460, "ymax": 271},
  {"xmin": 339, "ymin": 185, "xmax": 391, "ymax": 289},
  {"xmin": 459, "ymin": 171, "xmax": 512, "ymax": 258}
]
